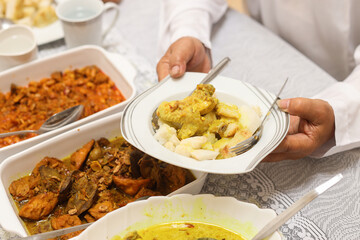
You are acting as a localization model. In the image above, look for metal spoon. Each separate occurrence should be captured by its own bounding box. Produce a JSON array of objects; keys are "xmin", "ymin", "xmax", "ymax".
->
[
  {"xmin": 151, "ymin": 57, "xmax": 231, "ymax": 131},
  {"xmin": 0, "ymin": 105, "xmax": 84, "ymax": 138},
  {"xmin": 252, "ymin": 173, "xmax": 343, "ymax": 240},
  {"xmin": 197, "ymin": 174, "xmax": 343, "ymax": 240},
  {"xmin": 0, "ymin": 17, "xmax": 14, "ymax": 30}
]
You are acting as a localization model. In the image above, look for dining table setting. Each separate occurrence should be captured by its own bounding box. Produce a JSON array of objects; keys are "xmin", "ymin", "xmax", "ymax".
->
[{"xmin": 0, "ymin": 0, "xmax": 359, "ymax": 240}]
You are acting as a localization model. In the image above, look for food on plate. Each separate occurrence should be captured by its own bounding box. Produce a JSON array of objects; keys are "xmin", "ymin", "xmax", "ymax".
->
[
  {"xmin": 0, "ymin": 0, "xmax": 57, "ymax": 27},
  {"xmin": 154, "ymin": 84, "xmax": 261, "ymax": 160},
  {"xmin": 118, "ymin": 221, "xmax": 245, "ymax": 240},
  {"xmin": 9, "ymin": 136, "xmax": 195, "ymax": 237},
  {"xmin": 0, "ymin": 65, "xmax": 126, "ymax": 148}
]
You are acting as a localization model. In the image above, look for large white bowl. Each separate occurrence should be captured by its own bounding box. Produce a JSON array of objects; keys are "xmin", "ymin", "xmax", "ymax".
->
[
  {"xmin": 76, "ymin": 194, "xmax": 282, "ymax": 240},
  {"xmin": 122, "ymin": 72, "xmax": 290, "ymax": 174},
  {"xmin": 0, "ymin": 45, "xmax": 136, "ymax": 162},
  {"xmin": 0, "ymin": 112, "xmax": 207, "ymax": 237}
]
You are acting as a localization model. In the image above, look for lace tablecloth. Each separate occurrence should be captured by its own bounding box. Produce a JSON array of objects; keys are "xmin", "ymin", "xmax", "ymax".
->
[{"xmin": 1, "ymin": 1, "xmax": 360, "ymax": 239}]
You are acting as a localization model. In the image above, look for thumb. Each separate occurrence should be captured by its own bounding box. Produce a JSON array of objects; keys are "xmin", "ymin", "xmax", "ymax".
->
[
  {"xmin": 168, "ymin": 46, "xmax": 194, "ymax": 78},
  {"xmin": 156, "ymin": 56, "xmax": 171, "ymax": 81},
  {"xmin": 277, "ymin": 97, "xmax": 330, "ymax": 124}
]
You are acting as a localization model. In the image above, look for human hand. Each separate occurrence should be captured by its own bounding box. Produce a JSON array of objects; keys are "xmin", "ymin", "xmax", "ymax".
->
[
  {"xmin": 263, "ymin": 97, "xmax": 335, "ymax": 162},
  {"xmin": 156, "ymin": 37, "xmax": 212, "ymax": 81},
  {"xmin": 102, "ymin": 0, "xmax": 121, "ymax": 3}
]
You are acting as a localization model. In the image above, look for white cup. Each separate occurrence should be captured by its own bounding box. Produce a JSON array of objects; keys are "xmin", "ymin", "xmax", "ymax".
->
[
  {"xmin": 56, "ymin": 0, "xmax": 119, "ymax": 48},
  {"xmin": 0, "ymin": 25, "xmax": 38, "ymax": 72}
]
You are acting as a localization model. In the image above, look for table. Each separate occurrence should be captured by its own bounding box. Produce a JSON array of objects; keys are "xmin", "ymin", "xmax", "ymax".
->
[
  {"xmin": 2, "ymin": 0, "xmax": 359, "ymax": 239},
  {"xmin": 114, "ymin": 1, "xmax": 359, "ymax": 240}
]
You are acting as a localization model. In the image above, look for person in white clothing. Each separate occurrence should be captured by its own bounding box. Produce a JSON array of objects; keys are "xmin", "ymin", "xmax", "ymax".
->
[{"xmin": 156, "ymin": 0, "xmax": 360, "ymax": 162}]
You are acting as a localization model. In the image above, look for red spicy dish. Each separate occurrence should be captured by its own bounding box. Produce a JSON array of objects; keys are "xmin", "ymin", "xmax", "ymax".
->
[{"xmin": 0, "ymin": 65, "xmax": 125, "ymax": 148}]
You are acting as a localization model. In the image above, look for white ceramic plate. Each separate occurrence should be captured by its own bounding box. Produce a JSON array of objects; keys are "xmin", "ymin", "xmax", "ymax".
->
[
  {"xmin": 0, "ymin": 112, "xmax": 207, "ymax": 237},
  {"xmin": 76, "ymin": 194, "xmax": 282, "ymax": 240},
  {"xmin": 121, "ymin": 72, "xmax": 290, "ymax": 174},
  {"xmin": 32, "ymin": 20, "xmax": 64, "ymax": 45},
  {"xmin": 0, "ymin": 45, "xmax": 136, "ymax": 162}
]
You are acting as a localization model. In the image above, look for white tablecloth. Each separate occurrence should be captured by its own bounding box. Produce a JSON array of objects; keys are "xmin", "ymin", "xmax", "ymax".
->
[
  {"xmin": 114, "ymin": 1, "xmax": 360, "ymax": 239},
  {"xmin": 1, "ymin": 0, "xmax": 359, "ymax": 239}
]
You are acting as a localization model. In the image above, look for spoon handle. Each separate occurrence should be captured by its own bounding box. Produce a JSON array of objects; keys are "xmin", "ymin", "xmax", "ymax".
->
[
  {"xmin": 0, "ymin": 130, "xmax": 38, "ymax": 138},
  {"xmin": 200, "ymin": 57, "xmax": 231, "ymax": 84},
  {"xmin": 252, "ymin": 173, "xmax": 343, "ymax": 240},
  {"xmin": 189, "ymin": 57, "xmax": 231, "ymax": 95}
]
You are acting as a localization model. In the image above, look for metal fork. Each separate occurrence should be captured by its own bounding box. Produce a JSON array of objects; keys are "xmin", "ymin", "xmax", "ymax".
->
[{"xmin": 230, "ymin": 78, "xmax": 289, "ymax": 155}]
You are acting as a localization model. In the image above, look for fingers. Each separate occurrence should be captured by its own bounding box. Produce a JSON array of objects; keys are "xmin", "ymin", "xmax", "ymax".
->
[
  {"xmin": 264, "ymin": 97, "xmax": 335, "ymax": 162},
  {"xmin": 270, "ymin": 133, "xmax": 316, "ymax": 155},
  {"xmin": 277, "ymin": 98, "xmax": 333, "ymax": 125},
  {"xmin": 278, "ymin": 97, "xmax": 335, "ymax": 144},
  {"xmin": 167, "ymin": 41, "xmax": 195, "ymax": 78},
  {"xmin": 262, "ymin": 152, "xmax": 305, "ymax": 162},
  {"xmin": 263, "ymin": 134, "xmax": 315, "ymax": 162},
  {"xmin": 156, "ymin": 54, "xmax": 171, "ymax": 81},
  {"xmin": 156, "ymin": 37, "xmax": 211, "ymax": 81}
]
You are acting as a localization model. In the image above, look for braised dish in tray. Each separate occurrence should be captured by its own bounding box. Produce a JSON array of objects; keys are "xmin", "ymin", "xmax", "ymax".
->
[
  {"xmin": 9, "ymin": 136, "xmax": 195, "ymax": 238},
  {"xmin": 0, "ymin": 65, "xmax": 125, "ymax": 148}
]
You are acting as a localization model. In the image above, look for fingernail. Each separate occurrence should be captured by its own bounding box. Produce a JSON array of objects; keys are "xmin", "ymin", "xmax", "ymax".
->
[
  {"xmin": 277, "ymin": 99, "xmax": 290, "ymax": 112},
  {"xmin": 170, "ymin": 65, "xmax": 180, "ymax": 76}
]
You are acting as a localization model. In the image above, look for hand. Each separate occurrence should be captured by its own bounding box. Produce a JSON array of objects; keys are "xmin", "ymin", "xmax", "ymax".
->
[
  {"xmin": 156, "ymin": 37, "xmax": 212, "ymax": 81},
  {"xmin": 102, "ymin": 0, "xmax": 121, "ymax": 3},
  {"xmin": 263, "ymin": 97, "xmax": 335, "ymax": 162}
]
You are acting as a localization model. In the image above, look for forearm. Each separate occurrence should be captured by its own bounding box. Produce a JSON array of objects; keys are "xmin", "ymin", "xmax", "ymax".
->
[{"xmin": 158, "ymin": 0, "xmax": 227, "ymax": 58}]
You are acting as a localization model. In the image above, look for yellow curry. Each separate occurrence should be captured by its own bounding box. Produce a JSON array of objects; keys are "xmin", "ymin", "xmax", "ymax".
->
[
  {"xmin": 117, "ymin": 221, "xmax": 246, "ymax": 240},
  {"xmin": 154, "ymin": 84, "xmax": 261, "ymax": 160}
]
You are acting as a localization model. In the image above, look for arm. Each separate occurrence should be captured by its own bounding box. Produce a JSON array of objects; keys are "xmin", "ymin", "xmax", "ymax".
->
[
  {"xmin": 310, "ymin": 45, "xmax": 360, "ymax": 157},
  {"xmin": 264, "ymin": 45, "xmax": 360, "ymax": 161},
  {"xmin": 157, "ymin": 0, "xmax": 228, "ymax": 80}
]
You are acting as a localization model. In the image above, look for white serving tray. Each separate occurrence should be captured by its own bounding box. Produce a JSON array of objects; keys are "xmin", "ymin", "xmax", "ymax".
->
[
  {"xmin": 0, "ymin": 45, "xmax": 136, "ymax": 162},
  {"xmin": 0, "ymin": 112, "xmax": 207, "ymax": 237}
]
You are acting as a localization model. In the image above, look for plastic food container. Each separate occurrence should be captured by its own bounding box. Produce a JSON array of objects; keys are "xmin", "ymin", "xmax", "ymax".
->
[
  {"xmin": 0, "ymin": 45, "xmax": 136, "ymax": 162},
  {"xmin": 0, "ymin": 112, "xmax": 207, "ymax": 237}
]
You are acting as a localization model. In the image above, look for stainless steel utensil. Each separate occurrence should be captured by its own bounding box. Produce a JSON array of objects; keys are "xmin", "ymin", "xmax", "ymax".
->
[
  {"xmin": 252, "ymin": 173, "xmax": 343, "ymax": 240},
  {"xmin": 230, "ymin": 78, "xmax": 289, "ymax": 155},
  {"xmin": 151, "ymin": 57, "xmax": 231, "ymax": 131},
  {"xmin": 0, "ymin": 17, "xmax": 14, "ymax": 30},
  {"xmin": 0, "ymin": 105, "xmax": 84, "ymax": 138}
]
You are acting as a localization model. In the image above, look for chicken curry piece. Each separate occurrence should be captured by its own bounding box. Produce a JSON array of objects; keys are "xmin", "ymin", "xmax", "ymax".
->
[
  {"xmin": 155, "ymin": 84, "xmax": 256, "ymax": 159},
  {"xmin": 156, "ymin": 84, "xmax": 218, "ymax": 140},
  {"xmin": 9, "ymin": 136, "xmax": 195, "ymax": 238}
]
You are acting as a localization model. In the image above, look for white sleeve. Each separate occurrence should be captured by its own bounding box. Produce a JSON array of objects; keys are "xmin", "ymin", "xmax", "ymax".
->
[
  {"xmin": 311, "ymin": 45, "xmax": 360, "ymax": 157},
  {"xmin": 157, "ymin": 0, "xmax": 228, "ymax": 58}
]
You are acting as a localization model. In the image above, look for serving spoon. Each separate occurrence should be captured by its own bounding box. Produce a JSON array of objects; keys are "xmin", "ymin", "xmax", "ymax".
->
[
  {"xmin": 197, "ymin": 174, "xmax": 343, "ymax": 240},
  {"xmin": 0, "ymin": 17, "xmax": 14, "ymax": 30},
  {"xmin": 251, "ymin": 173, "xmax": 343, "ymax": 240},
  {"xmin": 0, "ymin": 105, "xmax": 84, "ymax": 138}
]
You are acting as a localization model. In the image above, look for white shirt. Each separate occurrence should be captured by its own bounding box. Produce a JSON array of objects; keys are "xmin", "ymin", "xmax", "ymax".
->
[{"xmin": 159, "ymin": 0, "xmax": 360, "ymax": 157}]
